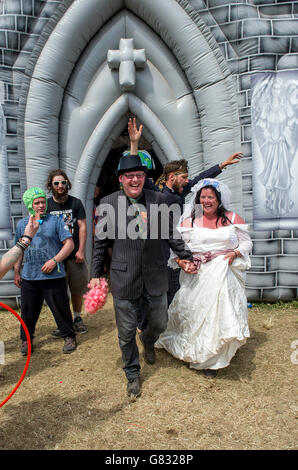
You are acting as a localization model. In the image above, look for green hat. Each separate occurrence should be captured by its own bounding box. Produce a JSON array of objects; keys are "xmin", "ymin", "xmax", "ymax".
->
[
  {"xmin": 23, "ymin": 187, "xmax": 47, "ymax": 215},
  {"xmin": 122, "ymin": 149, "xmax": 156, "ymax": 170}
]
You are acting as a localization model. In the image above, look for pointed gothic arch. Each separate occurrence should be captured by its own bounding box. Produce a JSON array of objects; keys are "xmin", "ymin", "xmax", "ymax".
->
[{"xmin": 18, "ymin": 0, "xmax": 243, "ymax": 265}]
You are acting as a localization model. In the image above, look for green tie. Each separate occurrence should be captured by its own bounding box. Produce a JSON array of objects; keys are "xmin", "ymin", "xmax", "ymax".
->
[{"xmin": 127, "ymin": 195, "xmax": 147, "ymax": 239}]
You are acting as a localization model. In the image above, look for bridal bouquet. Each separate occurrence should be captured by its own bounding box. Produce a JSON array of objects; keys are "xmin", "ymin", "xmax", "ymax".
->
[{"xmin": 84, "ymin": 277, "xmax": 109, "ymax": 314}]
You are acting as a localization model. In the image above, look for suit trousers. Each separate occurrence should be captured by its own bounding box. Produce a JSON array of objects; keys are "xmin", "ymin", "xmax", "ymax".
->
[
  {"xmin": 136, "ymin": 266, "xmax": 181, "ymax": 332},
  {"xmin": 113, "ymin": 288, "xmax": 168, "ymax": 380},
  {"xmin": 167, "ymin": 266, "xmax": 181, "ymax": 306},
  {"xmin": 20, "ymin": 278, "xmax": 75, "ymax": 341}
]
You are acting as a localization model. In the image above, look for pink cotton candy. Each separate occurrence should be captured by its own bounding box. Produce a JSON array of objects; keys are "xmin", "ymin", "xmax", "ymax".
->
[{"xmin": 83, "ymin": 277, "xmax": 109, "ymax": 314}]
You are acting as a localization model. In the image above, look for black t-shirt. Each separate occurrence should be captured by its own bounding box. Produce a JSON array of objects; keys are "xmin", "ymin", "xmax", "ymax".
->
[{"xmin": 47, "ymin": 195, "xmax": 86, "ymax": 258}]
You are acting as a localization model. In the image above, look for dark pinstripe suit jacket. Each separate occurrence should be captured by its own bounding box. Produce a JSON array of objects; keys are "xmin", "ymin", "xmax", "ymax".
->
[{"xmin": 91, "ymin": 189, "xmax": 193, "ymax": 299}]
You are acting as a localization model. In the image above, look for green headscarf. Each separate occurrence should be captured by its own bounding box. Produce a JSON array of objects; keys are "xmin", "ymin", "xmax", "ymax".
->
[{"xmin": 23, "ymin": 187, "xmax": 47, "ymax": 215}]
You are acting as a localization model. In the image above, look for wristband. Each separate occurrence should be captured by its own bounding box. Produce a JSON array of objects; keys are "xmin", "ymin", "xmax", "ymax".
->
[
  {"xmin": 21, "ymin": 234, "xmax": 32, "ymax": 242},
  {"xmin": 52, "ymin": 257, "xmax": 61, "ymax": 273},
  {"xmin": 16, "ymin": 241, "xmax": 27, "ymax": 252},
  {"xmin": 18, "ymin": 237, "xmax": 30, "ymax": 247}
]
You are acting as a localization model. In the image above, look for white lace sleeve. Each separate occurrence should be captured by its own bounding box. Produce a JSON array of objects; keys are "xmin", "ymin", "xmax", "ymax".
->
[
  {"xmin": 167, "ymin": 226, "xmax": 192, "ymax": 269},
  {"xmin": 167, "ymin": 249, "xmax": 180, "ymax": 269},
  {"xmin": 234, "ymin": 224, "xmax": 253, "ymax": 258}
]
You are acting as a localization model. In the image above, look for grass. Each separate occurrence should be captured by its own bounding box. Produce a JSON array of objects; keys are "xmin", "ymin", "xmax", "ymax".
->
[{"xmin": 0, "ymin": 298, "xmax": 297, "ymax": 450}]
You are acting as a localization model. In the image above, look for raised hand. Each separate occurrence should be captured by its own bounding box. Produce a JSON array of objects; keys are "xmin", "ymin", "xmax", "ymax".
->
[
  {"xmin": 23, "ymin": 215, "xmax": 39, "ymax": 239},
  {"xmin": 220, "ymin": 152, "xmax": 243, "ymax": 169},
  {"xmin": 128, "ymin": 117, "xmax": 143, "ymax": 150}
]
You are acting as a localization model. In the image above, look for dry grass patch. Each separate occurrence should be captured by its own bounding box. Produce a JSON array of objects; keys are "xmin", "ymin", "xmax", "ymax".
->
[{"xmin": 0, "ymin": 298, "xmax": 297, "ymax": 450}]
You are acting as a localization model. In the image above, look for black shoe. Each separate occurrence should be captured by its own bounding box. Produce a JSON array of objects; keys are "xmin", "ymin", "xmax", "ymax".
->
[
  {"xmin": 21, "ymin": 340, "xmax": 33, "ymax": 356},
  {"xmin": 74, "ymin": 316, "xmax": 88, "ymax": 334},
  {"xmin": 139, "ymin": 333, "xmax": 155, "ymax": 365},
  {"xmin": 127, "ymin": 377, "xmax": 141, "ymax": 400},
  {"xmin": 144, "ymin": 348, "xmax": 156, "ymax": 365},
  {"xmin": 203, "ymin": 369, "xmax": 218, "ymax": 377},
  {"xmin": 51, "ymin": 328, "xmax": 63, "ymax": 339},
  {"xmin": 62, "ymin": 336, "xmax": 77, "ymax": 354}
]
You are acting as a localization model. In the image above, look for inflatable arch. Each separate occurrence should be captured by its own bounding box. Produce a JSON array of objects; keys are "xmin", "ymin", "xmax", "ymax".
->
[{"xmin": 18, "ymin": 0, "xmax": 243, "ymax": 265}]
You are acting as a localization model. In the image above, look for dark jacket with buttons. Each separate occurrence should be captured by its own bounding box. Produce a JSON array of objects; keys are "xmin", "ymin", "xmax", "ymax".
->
[{"xmin": 91, "ymin": 189, "xmax": 193, "ymax": 299}]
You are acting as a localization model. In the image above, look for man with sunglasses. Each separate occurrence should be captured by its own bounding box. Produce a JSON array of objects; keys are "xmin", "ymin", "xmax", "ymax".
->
[
  {"xmin": 46, "ymin": 169, "xmax": 88, "ymax": 335},
  {"xmin": 90, "ymin": 155, "xmax": 195, "ymax": 399}
]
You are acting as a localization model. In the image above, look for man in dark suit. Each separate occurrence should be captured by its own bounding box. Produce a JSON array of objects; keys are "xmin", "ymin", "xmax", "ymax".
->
[{"xmin": 90, "ymin": 155, "xmax": 195, "ymax": 399}]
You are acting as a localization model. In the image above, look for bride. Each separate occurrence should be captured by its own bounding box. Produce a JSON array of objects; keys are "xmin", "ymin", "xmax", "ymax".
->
[{"xmin": 155, "ymin": 179, "xmax": 253, "ymax": 377}]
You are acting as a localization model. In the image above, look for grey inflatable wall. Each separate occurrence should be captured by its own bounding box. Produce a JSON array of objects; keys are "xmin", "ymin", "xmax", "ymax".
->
[
  {"xmin": 0, "ymin": 89, "xmax": 12, "ymax": 241},
  {"xmin": 0, "ymin": 0, "xmax": 298, "ymax": 306}
]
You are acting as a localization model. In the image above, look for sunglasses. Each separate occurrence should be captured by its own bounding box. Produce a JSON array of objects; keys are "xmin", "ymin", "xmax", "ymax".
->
[{"xmin": 53, "ymin": 180, "xmax": 68, "ymax": 186}]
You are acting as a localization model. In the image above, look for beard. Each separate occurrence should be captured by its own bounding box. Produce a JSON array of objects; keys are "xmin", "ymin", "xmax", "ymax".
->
[
  {"xmin": 172, "ymin": 181, "xmax": 183, "ymax": 195},
  {"xmin": 52, "ymin": 187, "xmax": 68, "ymax": 203}
]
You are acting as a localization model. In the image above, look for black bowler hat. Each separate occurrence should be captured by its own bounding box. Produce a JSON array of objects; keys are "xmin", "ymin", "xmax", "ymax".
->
[{"xmin": 115, "ymin": 154, "xmax": 147, "ymax": 177}]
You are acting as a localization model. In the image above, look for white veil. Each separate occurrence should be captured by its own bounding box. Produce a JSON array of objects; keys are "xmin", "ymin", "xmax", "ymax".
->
[
  {"xmin": 168, "ymin": 179, "xmax": 233, "ymax": 269},
  {"xmin": 180, "ymin": 178, "xmax": 232, "ymax": 225}
]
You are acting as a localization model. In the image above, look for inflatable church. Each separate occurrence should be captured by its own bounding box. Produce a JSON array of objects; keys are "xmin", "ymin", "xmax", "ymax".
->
[{"xmin": 0, "ymin": 0, "xmax": 298, "ymax": 308}]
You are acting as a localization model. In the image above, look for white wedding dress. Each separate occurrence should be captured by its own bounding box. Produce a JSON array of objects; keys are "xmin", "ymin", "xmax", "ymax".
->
[{"xmin": 155, "ymin": 217, "xmax": 252, "ymax": 371}]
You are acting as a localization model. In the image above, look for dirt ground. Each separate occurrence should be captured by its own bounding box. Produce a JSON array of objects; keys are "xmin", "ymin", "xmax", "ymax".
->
[{"xmin": 0, "ymin": 298, "xmax": 297, "ymax": 451}]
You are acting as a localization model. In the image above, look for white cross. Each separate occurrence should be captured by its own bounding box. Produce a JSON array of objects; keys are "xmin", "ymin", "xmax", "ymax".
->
[{"xmin": 107, "ymin": 38, "xmax": 146, "ymax": 91}]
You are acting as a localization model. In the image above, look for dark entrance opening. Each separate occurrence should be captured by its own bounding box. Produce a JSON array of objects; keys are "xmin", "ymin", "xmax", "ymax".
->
[{"xmin": 95, "ymin": 128, "xmax": 163, "ymax": 200}]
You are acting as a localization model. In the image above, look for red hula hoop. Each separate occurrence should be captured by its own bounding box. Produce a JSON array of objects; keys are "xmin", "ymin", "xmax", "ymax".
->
[{"xmin": 0, "ymin": 302, "xmax": 31, "ymax": 407}]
